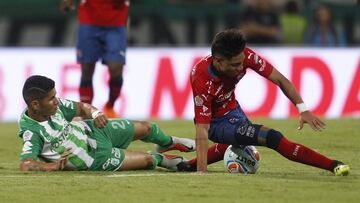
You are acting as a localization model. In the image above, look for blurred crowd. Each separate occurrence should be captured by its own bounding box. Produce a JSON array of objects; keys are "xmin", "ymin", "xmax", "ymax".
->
[{"xmin": 0, "ymin": 0, "xmax": 359, "ymax": 47}]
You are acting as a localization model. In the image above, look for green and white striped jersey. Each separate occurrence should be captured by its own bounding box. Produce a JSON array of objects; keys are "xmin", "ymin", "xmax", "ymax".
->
[{"xmin": 18, "ymin": 98, "xmax": 97, "ymax": 170}]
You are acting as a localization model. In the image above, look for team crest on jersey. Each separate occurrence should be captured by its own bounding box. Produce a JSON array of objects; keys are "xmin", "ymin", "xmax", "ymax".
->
[
  {"xmin": 23, "ymin": 130, "xmax": 33, "ymax": 141},
  {"xmin": 194, "ymin": 95, "xmax": 204, "ymax": 106}
]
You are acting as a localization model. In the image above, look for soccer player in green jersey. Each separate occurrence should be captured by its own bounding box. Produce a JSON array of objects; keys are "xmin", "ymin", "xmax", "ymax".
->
[{"xmin": 18, "ymin": 75, "xmax": 195, "ymax": 172}]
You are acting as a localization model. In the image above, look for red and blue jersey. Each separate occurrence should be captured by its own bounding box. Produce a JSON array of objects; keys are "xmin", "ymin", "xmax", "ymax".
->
[
  {"xmin": 190, "ymin": 47, "xmax": 274, "ymax": 124},
  {"xmin": 78, "ymin": 0, "xmax": 129, "ymax": 26}
]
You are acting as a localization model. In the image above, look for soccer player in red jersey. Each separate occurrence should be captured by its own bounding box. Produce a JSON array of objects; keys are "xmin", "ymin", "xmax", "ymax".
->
[
  {"xmin": 181, "ymin": 29, "xmax": 349, "ymax": 176},
  {"xmin": 60, "ymin": 0, "xmax": 129, "ymax": 118}
]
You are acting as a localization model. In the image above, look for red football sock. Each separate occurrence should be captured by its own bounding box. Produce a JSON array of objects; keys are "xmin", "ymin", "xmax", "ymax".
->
[
  {"xmin": 79, "ymin": 86, "xmax": 93, "ymax": 104},
  {"xmin": 188, "ymin": 143, "xmax": 229, "ymax": 167},
  {"xmin": 276, "ymin": 136, "xmax": 334, "ymax": 171}
]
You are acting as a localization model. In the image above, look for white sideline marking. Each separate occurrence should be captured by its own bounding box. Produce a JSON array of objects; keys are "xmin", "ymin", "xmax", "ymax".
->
[{"xmin": 107, "ymin": 173, "xmax": 205, "ymax": 178}]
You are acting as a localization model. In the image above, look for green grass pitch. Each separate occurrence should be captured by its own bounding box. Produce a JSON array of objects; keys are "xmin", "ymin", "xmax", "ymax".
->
[{"xmin": 0, "ymin": 118, "xmax": 359, "ymax": 203}]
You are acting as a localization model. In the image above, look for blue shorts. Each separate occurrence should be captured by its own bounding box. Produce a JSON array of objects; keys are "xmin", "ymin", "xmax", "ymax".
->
[
  {"xmin": 208, "ymin": 106, "xmax": 262, "ymax": 146},
  {"xmin": 77, "ymin": 24, "xmax": 127, "ymax": 64}
]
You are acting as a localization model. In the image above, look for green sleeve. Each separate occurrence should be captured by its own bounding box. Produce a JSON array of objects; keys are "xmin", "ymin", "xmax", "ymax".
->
[
  {"xmin": 20, "ymin": 130, "xmax": 44, "ymax": 161},
  {"xmin": 58, "ymin": 98, "xmax": 78, "ymax": 122}
]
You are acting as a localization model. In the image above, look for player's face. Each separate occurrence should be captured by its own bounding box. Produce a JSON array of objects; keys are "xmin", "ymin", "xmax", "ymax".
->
[
  {"xmin": 215, "ymin": 52, "xmax": 245, "ymax": 77},
  {"xmin": 36, "ymin": 89, "xmax": 59, "ymax": 116}
]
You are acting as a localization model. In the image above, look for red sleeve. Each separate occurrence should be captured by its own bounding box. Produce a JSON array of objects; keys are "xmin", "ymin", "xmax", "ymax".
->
[
  {"xmin": 244, "ymin": 47, "xmax": 274, "ymax": 78},
  {"xmin": 191, "ymin": 73, "xmax": 213, "ymax": 124}
]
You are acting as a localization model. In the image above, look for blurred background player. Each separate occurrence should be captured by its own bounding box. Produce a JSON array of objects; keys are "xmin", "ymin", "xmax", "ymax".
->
[
  {"xmin": 304, "ymin": 3, "xmax": 347, "ymax": 47},
  {"xmin": 186, "ymin": 28, "xmax": 350, "ymax": 176},
  {"xmin": 280, "ymin": 0, "xmax": 307, "ymax": 45},
  {"xmin": 240, "ymin": 0, "xmax": 281, "ymax": 45},
  {"xmin": 19, "ymin": 75, "xmax": 195, "ymax": 172},
  {"xmin": 60, "ymin": 0, "xmax": 129, "ymax": 118}
]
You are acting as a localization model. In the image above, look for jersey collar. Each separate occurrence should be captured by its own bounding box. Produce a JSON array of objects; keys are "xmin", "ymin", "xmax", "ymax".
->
[{"xmin": 207, "ymin": 64, "xmax": 221, "ymax": 82}]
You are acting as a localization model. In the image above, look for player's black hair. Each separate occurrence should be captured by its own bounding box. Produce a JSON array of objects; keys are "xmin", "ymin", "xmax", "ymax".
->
[
  {"xmin": 211, "ymin": 28, "xmax": 246, "ymax": 59},
  {"xmin": 22, "ymin": 75, "xmax": 55, "ymax": 105}
]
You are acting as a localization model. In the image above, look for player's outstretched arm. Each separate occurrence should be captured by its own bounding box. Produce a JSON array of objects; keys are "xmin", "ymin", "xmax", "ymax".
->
[
  {"xmin": 196, "ymin": 124, "xmax": 210, "ymax": 173},
  {"xmin": 20, "ymin": 158, "xmax": 67, "ymax": 172},
  {"xmin": 20, "ymin": 149, "xmax": 71, "ymax": 171},
  {"xmin": 75, "ymin": 102, "xmax": 108, "ymax": 128},
  {"xmin": 267, "ymin": 68, "xmax": 325, "ymax": 131}
]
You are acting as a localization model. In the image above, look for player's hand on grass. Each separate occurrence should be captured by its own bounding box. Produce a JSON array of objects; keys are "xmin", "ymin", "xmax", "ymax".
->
[
  {"xmin": 93, "ymin": 112, "xmax": 108, "ymax": 128},
  {"xmin": 298, "ymin": 111, "xmax": 326, "ymax": 131}
]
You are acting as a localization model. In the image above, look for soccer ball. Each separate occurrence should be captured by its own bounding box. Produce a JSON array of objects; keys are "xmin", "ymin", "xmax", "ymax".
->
[{"xmin": 223, "ymin": 145, "xmax": 261, "ymax": 174}]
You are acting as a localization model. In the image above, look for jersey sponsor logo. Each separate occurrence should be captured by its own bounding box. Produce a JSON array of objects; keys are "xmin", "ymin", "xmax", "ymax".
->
[
  {"xmin": 23, "ymin": 130, "xmax": 33, "ymax": 141},
  {"xmin": 52, "ymin": 125, "xmax": 72, "ymax": 148},
  {"xmin": 199, "ymin": 112, "xmax": 211, "ymax": 117},
  {"xmin": 216, "ymin": 90, "xmax": 234, "ymax": 103},
  {"xmin": 194, "ymin": 95, "xmax": 204, "ymax": 106}
]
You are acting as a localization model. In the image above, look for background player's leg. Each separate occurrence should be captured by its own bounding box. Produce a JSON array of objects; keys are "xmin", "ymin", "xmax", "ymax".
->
[
  {"xmin": 77, "ymin": 25, "xmax": 101, "ymax": 105},
  {"xmin": 104, "ymin": 62, "xmax": 124, "ymax": 117},
  {"xmin": 102, "ymin": 26, "xmax": 126, "ymax": 118},
  {"xmin": 79, "ymin": 63, "xmax": 96, "ymax": 104}
]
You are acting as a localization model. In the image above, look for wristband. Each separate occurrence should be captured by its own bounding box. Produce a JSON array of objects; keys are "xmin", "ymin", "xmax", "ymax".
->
[
  {"xmin": 296, "ymin": 103, "xmax": 308, "ymax": 113},
  {"xmin": 91, "ymin": 110, "xmax": 101, "ymax": 119}
]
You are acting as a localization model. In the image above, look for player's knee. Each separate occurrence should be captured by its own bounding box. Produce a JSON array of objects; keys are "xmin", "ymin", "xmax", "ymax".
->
[
  {"xmin": 266, "ymin": 129, "xmax": 283, "ymax": 150},
  {"xmin": 109, "ymin": 76, "xmax": 123, "ymax": 86},
  {"xmin": 81, "ymin": 64, "xmax": 95, "ymax": 79},
  {"xmin": 141, "ymin": 121, "xmax": 152, "ymax": 135},
  {"xmin": 108, "ymin": 64, "xmax": 124, "ymax": 78}
]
